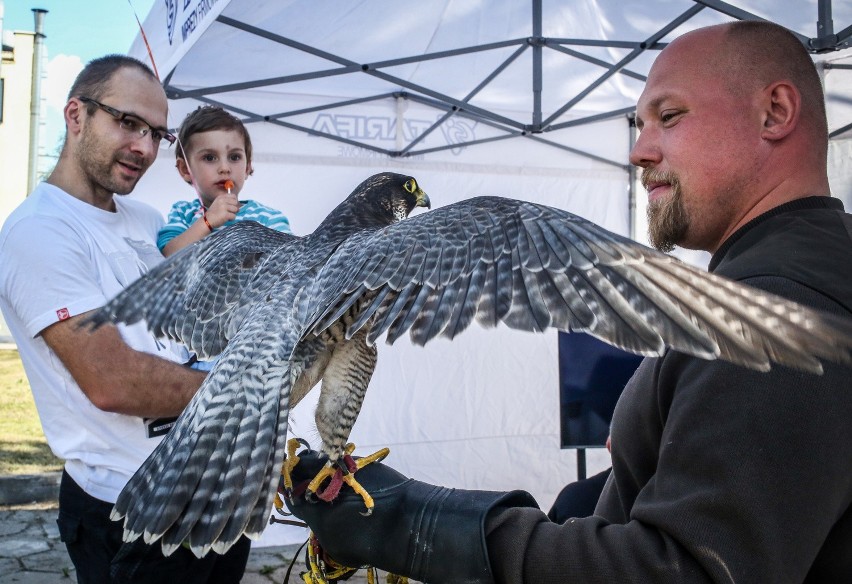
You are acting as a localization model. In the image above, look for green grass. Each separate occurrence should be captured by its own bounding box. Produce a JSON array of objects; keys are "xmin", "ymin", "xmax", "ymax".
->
[{"xmin": 0, "ymin": 349, "xmax": 63, "ymax": 475}]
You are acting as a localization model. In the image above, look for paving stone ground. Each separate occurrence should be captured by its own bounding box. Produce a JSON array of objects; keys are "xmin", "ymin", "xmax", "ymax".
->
[{"xmin": 0, "ymin": 503, "xmax": 386, "ymax": 583}]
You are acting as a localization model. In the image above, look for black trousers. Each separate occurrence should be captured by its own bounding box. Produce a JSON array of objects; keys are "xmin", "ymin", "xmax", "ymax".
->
[{"xmin": 56, "ymin": 470, "xmax": 251, "ymax": 584}]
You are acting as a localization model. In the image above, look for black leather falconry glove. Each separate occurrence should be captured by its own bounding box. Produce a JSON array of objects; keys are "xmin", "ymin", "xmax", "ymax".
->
[{"xmin": 284, "ymin": 447, "xmax": 539, "ymax": 584}]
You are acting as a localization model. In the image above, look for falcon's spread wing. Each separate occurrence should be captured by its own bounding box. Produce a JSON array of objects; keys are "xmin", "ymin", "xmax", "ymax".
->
[{"xmin": 306, "ymin": 196, "xmax": 852, "ymax": 373}]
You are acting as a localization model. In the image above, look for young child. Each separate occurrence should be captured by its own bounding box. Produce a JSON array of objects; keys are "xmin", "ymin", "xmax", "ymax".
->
[{"xmin": 157, "ymin": 105, "xmax": 291, "ymax": 256}]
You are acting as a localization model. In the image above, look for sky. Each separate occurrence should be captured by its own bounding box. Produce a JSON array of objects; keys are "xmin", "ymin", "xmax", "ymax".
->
[{"xmin": 2, "ymin": 0, "xmax": 156, "ymax": 162}]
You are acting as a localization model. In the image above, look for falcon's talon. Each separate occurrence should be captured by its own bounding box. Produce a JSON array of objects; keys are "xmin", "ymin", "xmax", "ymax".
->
[
  {"xmin": 323, "ymin": 444, "xmax": 390, "ymax": 512},
  {"xmin": 354, "ymin": 447, "xmax": 390, "ymax": 469},
  {"xmin": 280, "ymin": 437, "xmax": 307, "ymax": 496},
  {"xmin": 341, "ymin": 471, "xmax": 376, "ymax": 513},
  {"xmin": 291, "ymin": 445, "xmax": 391, "ymax": 513},
  {"xmin": 306, "ymin": 462, "xmax": 340, "ymax": 500},
  {"xmin": 295, "ymin": 437, "xmax": 312, "ymax": 449}
]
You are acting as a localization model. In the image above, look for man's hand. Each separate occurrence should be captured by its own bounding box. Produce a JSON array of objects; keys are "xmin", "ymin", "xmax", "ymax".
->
[{"xmin": 285, "ymin": 447, "xmax": 539, "ymax": 584}]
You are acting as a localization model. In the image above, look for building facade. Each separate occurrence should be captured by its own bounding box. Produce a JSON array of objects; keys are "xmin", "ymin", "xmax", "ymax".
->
[{"xmin": 0, "ymin": 14, "xmax": 47, "ymax": 342}]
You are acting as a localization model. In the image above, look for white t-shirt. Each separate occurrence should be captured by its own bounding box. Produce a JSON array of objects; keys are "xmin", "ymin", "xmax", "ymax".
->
[{"xmin": 0, "ymin": 182, "xmax": 189, "ymax": 503}]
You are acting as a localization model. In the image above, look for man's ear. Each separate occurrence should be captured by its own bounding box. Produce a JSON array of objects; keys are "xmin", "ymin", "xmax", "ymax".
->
[
  {"xmin": 760, "ymin": 81, "xmax": 800, "ymax": 141},
  {"xmin": 64, "ymin": 98, "xmax": 85, "ymax": 137},
  {"xmin": 246, "ymin": 161, "xmax": 254, "ymax": 177}
]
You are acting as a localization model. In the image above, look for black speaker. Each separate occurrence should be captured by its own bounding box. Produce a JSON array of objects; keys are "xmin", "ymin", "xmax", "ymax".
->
[{"xmin": 558, "ymin": 331, "xmax": 643, "ymax": 449}]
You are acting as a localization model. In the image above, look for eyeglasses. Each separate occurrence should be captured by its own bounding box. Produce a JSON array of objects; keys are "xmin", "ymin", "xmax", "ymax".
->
[{"xmin": 77, "ymin": 96, "xmax": 176, "ymax": 145}]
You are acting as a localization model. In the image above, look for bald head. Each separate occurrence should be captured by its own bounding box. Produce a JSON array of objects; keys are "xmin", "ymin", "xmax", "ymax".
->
[
  {"xmin": 680, "ymin": 22, "xmax": 828, "ymax": 144},
  {"xmin": 632, "ymin": 20, "xmax": 831, "ymax": 253},
  {"xmin": 725, "ymin": 22, "xmax": 825, "ymax": 136}
]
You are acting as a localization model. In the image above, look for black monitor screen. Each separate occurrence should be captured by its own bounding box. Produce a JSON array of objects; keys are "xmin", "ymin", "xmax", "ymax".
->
[{"xmin": 558, "ymin": 331, "xmax": 643, "ymax": 448}]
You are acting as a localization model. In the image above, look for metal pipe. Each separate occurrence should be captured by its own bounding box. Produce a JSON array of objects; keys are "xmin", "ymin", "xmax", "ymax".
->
[
  {"xmin": 0, "ymin": 2, "xmax": 5, "ymax": 82},
  {"xmin": 628, "ymin": 114, "xmax": 637, "ymax": 240},
  {"xmin": 531, "ymin": 0, "xmax": 542, "ymax": 129},
  {"xmin": 27, "ymin": 8, "xmax": 47, "ymax": 194},
  {"xmin": 817, "ymin": 0, "xmax": 834, "ymax": 38}
]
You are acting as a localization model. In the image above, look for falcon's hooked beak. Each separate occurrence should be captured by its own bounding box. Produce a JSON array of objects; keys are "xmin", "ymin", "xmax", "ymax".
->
[
  {"xmin": 402, "ymin": 176, "xmax": 430, "ymax": 216},
  {"xmin": 415, "ymin": 188, "xmax": 431, "ymax": 210}
]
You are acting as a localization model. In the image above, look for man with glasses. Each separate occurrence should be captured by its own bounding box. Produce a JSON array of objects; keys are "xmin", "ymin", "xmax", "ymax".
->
[
  {"xmin": 0, "ymin": 55, "xmax": 250, "ymax": 583},
  {"xmin": 76, "ymin": 95, "xmax": 178, "ymax": 146}
]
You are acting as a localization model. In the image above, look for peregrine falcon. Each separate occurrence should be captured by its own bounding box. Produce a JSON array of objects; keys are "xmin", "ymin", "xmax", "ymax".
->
[{"xmin": 86, "ymin": 172, "xmax": 852, "ymax": 558}]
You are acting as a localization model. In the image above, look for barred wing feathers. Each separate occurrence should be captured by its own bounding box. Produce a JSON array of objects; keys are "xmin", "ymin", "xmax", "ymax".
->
[
  {"xmin": 111, "ymin": 305, "xmax": 299, "ymax": 557},
  {"xmin": 86, "ymin": 221, "xmax": 297, "ymax": 359},
  {"xmin": 307, "ymin": 196, "xmax": 852, "ymax": 374}
]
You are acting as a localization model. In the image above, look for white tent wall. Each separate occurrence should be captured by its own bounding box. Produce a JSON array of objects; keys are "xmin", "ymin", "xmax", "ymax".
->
[
  {"xmin": 825, "ymin": 47, "xmax": 852, "ymax": 210},
  {"xmin": 128, "ymin": 0, "xmax": 852, "ymax": 547},
  {"xmin": 829, "ymin": 140, "xmax": 852, "ymax": 206}
]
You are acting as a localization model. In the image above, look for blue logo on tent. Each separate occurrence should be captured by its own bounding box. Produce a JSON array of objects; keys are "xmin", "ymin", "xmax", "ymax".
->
[
  {"xmin": 165, "ymin": 0, "xmax": 177, "ymax": 45},
  {"xmin": 311, "ymin": 113, "xmax": 477, "ymax": 156}
]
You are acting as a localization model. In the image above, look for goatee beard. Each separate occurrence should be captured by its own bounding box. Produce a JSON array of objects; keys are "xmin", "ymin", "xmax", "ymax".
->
[{"xmin": 645, "ymin": 172, "xmax": 689, "ymax": 253}]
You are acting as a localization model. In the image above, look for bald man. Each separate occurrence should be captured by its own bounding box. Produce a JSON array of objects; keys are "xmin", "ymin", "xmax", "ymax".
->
[{"xmin": 286, "ymin": 21, "xmax": 852, "ymax": 583}]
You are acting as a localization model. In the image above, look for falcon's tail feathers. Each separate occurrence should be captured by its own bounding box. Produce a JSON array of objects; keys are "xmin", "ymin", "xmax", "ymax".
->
[
  {"xmin": 158, "ymin": 389, "xmax": 253, "ymax": 556},
  {"xmin": 112, "ymin": 348, "xmax": 293, "ymax": 558}
]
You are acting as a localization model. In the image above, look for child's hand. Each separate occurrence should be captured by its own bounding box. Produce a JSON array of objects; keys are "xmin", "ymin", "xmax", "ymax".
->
[{"xmin": 204, "ymin": 193, "xmax": 239, "ymax": 228}]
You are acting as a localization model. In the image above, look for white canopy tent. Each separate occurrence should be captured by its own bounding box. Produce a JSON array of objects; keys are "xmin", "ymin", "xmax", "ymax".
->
[{"xmin": 128, "ymin": 1, "xmax": 852, "ymax": 546}]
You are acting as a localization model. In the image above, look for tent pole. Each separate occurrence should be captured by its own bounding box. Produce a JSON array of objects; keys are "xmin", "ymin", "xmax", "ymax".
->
[
  {"xmin": 628, "ymin": 114, "xmax": 637, "ymax": 241},
  {"xmin": 395, "ymin": 95, "xmax": 406, "ymax": 153},
  {"xmin": 532, "ymin": 0, "xmax": 542, "ymax": 131},
  {"xmin": 817, "ymin": 0, "xmax": 834, "ymax": 39}
]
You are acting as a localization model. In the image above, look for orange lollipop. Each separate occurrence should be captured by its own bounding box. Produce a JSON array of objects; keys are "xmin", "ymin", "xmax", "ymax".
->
[{"xmin": 224, "ymin": 179, "xmax": 235, "ymax": 193}]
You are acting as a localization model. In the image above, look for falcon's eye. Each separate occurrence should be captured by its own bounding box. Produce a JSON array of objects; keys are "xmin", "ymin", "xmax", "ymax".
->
[{"xmin": 403, "ymin": 179, "xmax": 417, "ymax": 194}]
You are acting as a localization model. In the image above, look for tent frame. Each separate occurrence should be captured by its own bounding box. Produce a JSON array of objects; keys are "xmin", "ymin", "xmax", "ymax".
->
[{"xmin": 163, "ymin": 0, "xmax": 850, "ymax": 166}]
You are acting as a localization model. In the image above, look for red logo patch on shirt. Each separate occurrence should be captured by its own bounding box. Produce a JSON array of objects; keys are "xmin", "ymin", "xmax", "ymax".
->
[{"xmin": 56, "ymin": 308, "xmax": 70, "ymax": 321}]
